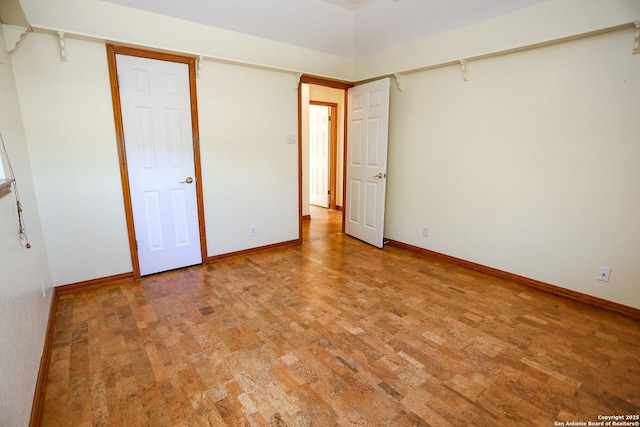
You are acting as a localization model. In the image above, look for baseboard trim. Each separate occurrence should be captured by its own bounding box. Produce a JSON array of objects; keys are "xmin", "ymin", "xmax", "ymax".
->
[
  {"xmin": 29, "ymin": 288, "xmax": 59, "ymax": 427},
  {"xmin": 207, "ymin": 239, "xmax": 300, "ymax": 262},
  {"xmin": 386, "ymin": 239, "xmax": 640, "ymax": 320},
  {"xmin": 55, "ymin": 272, "xmax": 135, "ymax": 296},
  {"xmin": 302, "ymin": 214, "xmax": 311, "ymax": 221}
]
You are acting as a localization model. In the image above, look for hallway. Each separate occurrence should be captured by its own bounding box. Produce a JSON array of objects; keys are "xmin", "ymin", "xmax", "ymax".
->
[{"xmin": 302, "ymin": 205, "xmax": 342, "ymax": 242}]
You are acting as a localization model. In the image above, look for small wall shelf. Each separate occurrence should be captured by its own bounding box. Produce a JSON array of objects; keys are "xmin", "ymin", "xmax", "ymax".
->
[{"xmin": 0, "ymin": 179, "xmax": 14, "ymax": 198}]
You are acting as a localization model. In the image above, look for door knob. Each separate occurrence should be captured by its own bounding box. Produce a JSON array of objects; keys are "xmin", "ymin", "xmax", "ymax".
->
[
  {"xmin": 373, "ymin": 172, "xmax": 386, "ymax": 179},
  {"xmin": 181, "ymin": 177, "xmax": 194, "ymax": 184}
]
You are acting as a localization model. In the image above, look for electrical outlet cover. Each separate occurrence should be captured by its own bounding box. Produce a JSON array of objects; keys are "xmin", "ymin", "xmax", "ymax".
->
[{"xmin": 597, "ymin": 266, "xmax": 611, "ymax": 282}]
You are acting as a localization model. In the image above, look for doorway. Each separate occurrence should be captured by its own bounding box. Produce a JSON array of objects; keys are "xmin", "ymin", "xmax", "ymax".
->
[{"xmin": 299, "ymin": 77, "xmax": 352, "ymax": 242}]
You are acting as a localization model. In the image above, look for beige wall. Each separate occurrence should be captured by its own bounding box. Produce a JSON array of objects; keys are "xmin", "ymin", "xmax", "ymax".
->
[
  {"xmin": 197, "ymin": 60, "xmax": 299, "ymax": 256},
  {"xmin": 0, "ymin": 27, "xmax": 52, "ymax": 427},
  {"xmin": 12, "ymin": 33, "xmax": 132, "ymax": 285},
  {"xmin": 385, "ymin": 28, "xmax": 640, "ymax": 309}
]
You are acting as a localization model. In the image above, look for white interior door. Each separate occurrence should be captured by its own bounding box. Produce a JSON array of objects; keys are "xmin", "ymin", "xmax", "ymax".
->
[
  {"xmin": 345, "ymin": 78, "xmax": 390, "ymax": 248},
  {"xmin": 116, "ymin": 54, "xmax": 202, "ymax": 276},
  {"xmin": 309, "ymin": 104, "xmax": 330, "ymax": 208}
]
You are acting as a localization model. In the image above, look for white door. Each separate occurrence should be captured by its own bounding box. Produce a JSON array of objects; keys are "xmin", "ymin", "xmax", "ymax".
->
[
  {"xmin": 345, "ymin": 78, "xmax": 390, "ymax": 248},
  {"xmin": 309, "ymin": 104, "xmax": 330, "ymax": 208},
  {"xmin": 116, "ymin": 54, "xmax": 202, "ymax": 276}
]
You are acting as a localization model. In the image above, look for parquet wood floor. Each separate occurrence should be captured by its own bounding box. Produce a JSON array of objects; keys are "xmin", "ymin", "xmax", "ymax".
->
[
  {"xmin": 40, "ymin": 219, "xmax": 640, "ymax": 426},
  {"xmin": 303, "ymin": 206, "xmax": 342, "ymax": 242}
]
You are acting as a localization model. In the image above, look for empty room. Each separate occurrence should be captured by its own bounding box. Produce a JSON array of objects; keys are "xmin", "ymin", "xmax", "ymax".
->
[{"xmin": 1, "ymin": 0, "xmax": 639, "ymax": 425}]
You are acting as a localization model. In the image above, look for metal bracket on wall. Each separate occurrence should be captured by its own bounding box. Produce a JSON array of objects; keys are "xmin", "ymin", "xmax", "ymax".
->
[
  {"xmin": 58, "ymin": 32, "xmax": 67, "ymax": 61},
  {"xmin": 634, "ymin": 21, "xmax": 640, "ymax": 54},
  {"xmin": 459, "ymin": 59, "xmax": 469, "ymax": 81}
]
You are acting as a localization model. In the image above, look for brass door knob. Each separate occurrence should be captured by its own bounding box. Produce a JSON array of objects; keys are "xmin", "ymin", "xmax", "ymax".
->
[{"xmin": 181, "ymin": 177, "xmax": 194, "ymax": 184}]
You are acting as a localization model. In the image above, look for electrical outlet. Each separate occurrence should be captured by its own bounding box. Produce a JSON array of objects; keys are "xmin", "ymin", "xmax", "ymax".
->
[
  {"xmin": 597, "ymin": 266, "xmax": 611, "ymax": 282},
  {"xmin": 422, "ymin": 227, "xmax": 429, "ymax": 237},
  {"xmin": 250, "ymin": 225, "xmax": 256, "ymax": 237}
]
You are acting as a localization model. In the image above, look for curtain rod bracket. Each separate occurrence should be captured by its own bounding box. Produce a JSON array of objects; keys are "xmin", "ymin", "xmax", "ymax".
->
[{"xmin": 634, "ymin": 21, "xmax": 640, "ymax": 54}]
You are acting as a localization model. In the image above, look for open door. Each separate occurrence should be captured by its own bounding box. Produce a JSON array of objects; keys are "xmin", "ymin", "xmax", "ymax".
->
[{"xmin": 345, "ymin": 78, "xmax": 390, "ymax": 248}]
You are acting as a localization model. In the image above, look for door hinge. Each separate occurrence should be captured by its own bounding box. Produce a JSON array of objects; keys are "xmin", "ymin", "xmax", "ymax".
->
[
  {"xmin": 116, "ymin": 74, "xmax": 120, "ymax": 87},
  {"xmin": 328, "ymin": 115, "xmax": 332, "ymax": 122},
  {"xmin": 135, "ymin": 240, "xmax": 138, "ymax": 251},
  {"xmin": 328, "ymin": 190, "xmax": 331, "ymax": 195}
]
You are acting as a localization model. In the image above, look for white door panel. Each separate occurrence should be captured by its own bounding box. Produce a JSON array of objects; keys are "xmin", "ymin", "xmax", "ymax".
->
[
  {"xmin": 309, "ymin": 105, "xmax": 330, "ymax": 208},
  {"xmin": 117, "ymin": 54, "xmax": 202, "ymax": 276},
  {"xmin": 345, "ymin": 78, "xmax": 390, "ymax": 248}
]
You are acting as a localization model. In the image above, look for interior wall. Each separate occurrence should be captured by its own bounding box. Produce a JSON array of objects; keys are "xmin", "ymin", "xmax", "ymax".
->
[
  {"xmin": 195, "ymin": 60, "xmax": 299, "ymax": 256},
  {"xmin": 385, "ymin": 28, "xmax": 640, "ymax": 309},
  {"xmin": 0, "ymin": 27, "xmax": 52, "ymax": 427},
  {"xmin": 11, "ymin": 32, "xmax": 132, "ymax": 285}
]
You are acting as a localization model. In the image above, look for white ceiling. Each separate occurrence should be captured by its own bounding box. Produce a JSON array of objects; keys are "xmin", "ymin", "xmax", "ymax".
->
[{"xmin": 103, "ymin": 0, "xmax": 548, "ymax": 58}]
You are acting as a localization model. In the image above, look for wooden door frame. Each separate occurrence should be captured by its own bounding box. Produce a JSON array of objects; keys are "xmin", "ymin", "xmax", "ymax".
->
[
  {"xmin": 297, "ymin": 75, "xmax": 353, "ymax": 242},
  {"xmin": 309, "ymin": 101, "xmax": 338, "ymax": 209},
  {"xmin": 106, "ymin": 45, "xmax": 207, "ymax": 279}
]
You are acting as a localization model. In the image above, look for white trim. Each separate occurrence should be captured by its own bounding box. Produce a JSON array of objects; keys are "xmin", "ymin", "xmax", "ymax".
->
[{"xmin": 2, "ymin": 24, "xmax": 28, "ymax": 53}]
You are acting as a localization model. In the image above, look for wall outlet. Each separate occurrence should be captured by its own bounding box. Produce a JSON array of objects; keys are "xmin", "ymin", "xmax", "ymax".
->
[
  {"xmin": 597, "ymin": 266, "xmax": 611, "ymax": 282},
  {"xmin": 250, "ymin": 225, "xmax": 256, "ymax": 237},
  {"xmin": 422, "ymin": 227, "xmax": 429, "ymax": 237},
  {"xmin": 41, "ymin": 278, "xmax": 46, "ymax": 297}
]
